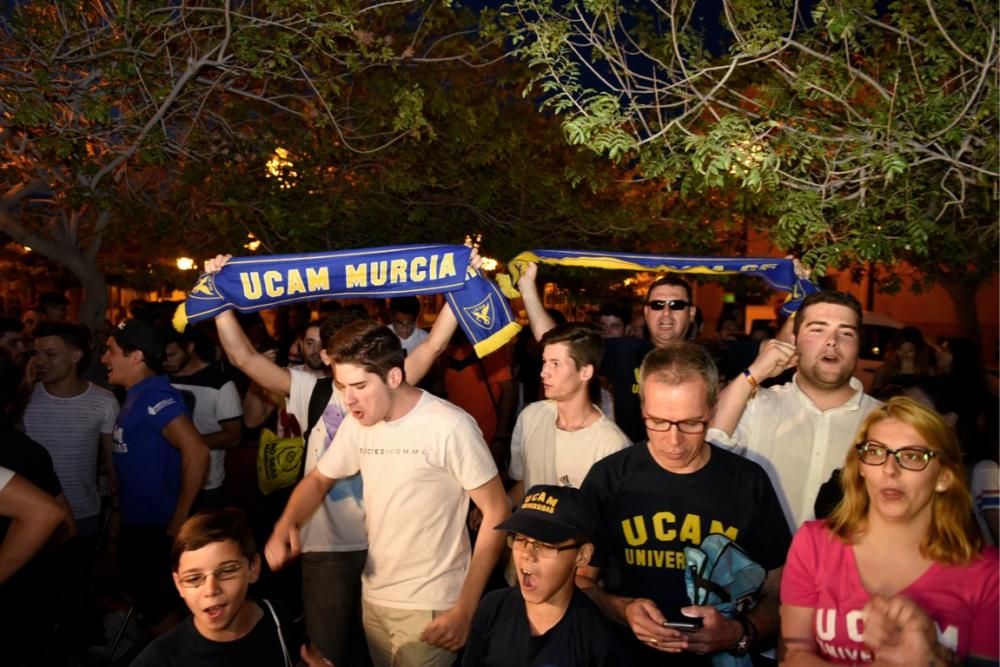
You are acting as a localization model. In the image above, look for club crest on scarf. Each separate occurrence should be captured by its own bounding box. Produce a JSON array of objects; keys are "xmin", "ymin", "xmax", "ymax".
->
[
  {"xmin": 188, "ymin": 274, "xmax": 223, "ymax": 301},
  {"xmin": 464, "ymin": 294, "xmax": 495, "ymax": 329},
  {"xmin": 174, "ymin": 244, "xmax": 520, "ymax": 358}
]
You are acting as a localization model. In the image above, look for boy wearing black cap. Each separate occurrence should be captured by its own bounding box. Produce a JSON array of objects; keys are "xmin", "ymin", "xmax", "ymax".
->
[
  {"xmin": 101, "ymin": 319, "xmax": 210, "ymax": 635},
  {"xmin": 462, "ymin": 485, "xmax": 627, "ymax": 666}
]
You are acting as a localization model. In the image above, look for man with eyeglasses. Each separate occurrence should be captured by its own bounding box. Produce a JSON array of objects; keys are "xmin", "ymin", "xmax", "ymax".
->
[
  {"xmin": 707, "ymin": 291, "xmax": 882, "ymax": 531},
  {"xmin": 388, "ymin": 296, "xmax": 428, "ymax": 357},
  {"xmin": 518, "ymin": 265, "xmax": 696, "ymax": 443},
  {"xmin": 579, "ymin": 342, "xmax": 790, "ymax": 666},
  {"xmin": 463, "ymin": 484, "xmax": 626, "ymax": 666}
]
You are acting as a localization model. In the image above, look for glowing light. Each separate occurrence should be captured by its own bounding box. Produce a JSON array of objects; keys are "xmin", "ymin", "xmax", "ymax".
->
[
  {"xmin": 22, "ymin": 245, "xmax": 31, "ymax": 253},
  {"xmin": 244, "ymin": 232, "xmax": 262, "ymax": 252},
  {"xmin": 265, "ymin": 147, "xmax": 298, "ymax": 190},
  {"xmin": 480, "ymin": 257, "xmax": 498, "ymax": 271},
  {"xmin": 176, "ymin": 257, "xmax": 196, "ymax": 271}
]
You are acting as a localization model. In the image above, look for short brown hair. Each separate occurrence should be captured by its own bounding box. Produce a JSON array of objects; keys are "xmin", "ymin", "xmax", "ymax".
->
[
  {"xmin": 319, "ymin": 309, "xmax": 369, "ymax": 350},
  {"xmin": 33, "ymin": 321, "xmax": 92, "ymax": 373},
  {"xmin": 827, "ymin": 397, "xmax": 981, "ymax": 566},
  {"xmin": 171, "ymin": 508, "xmax": 256, "ymax": 570},
  {"xmin": 645, "ymin": 275, "xmax": 693, "ymax": 304},
  {"xmin": 329, "ymin": 319, "xmax": 405, "ymax": 382},
  {"xmin": 639, "ymin": 341, "xmax": 719, "ymax": 407},
  {"xmin": 793, "ymin": 291, "xmax": 862, "ymax": 336},
  {"xmin": 540, "ymin": 323, "xmax": 603, "ymax": 372}
]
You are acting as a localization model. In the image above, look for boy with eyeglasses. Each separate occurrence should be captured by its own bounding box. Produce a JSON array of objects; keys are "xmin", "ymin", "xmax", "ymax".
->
[
  {"xmin": 133, "ymin": 508, "xmax": 331, "ymax": 667},
  {"xmin": 463, "ymin": 485, "xmax": 627, "ymax": 666}
]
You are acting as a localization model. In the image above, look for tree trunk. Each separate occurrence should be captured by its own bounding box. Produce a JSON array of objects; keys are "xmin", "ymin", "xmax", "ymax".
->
[
  {"xmin": 939, "ymin": 275, "xmax": 983, "ymax": 352},
  {"xmin": 70, "ymin": 262, "xmax": 109, "ymax": 334},
  {"xmin": 0, "ymin": 210, "xmax": 109, "ymax": 335}
]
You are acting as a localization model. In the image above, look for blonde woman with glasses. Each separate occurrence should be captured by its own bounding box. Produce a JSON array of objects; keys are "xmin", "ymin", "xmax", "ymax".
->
[{"xmin": 779, "ymin": 397, "xmax": 998, "ymax": 666}]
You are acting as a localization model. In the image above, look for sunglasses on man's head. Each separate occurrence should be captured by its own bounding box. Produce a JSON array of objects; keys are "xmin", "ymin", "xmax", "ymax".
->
[{"xmin": 647, "ymin": 299, "xmax": 690, "ymax": 311}]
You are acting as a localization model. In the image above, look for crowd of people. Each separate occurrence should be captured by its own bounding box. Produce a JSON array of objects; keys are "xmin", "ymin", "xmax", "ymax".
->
[{"xmin": 0, "ymin": 259, "xmax": 996, "ymax": 667}]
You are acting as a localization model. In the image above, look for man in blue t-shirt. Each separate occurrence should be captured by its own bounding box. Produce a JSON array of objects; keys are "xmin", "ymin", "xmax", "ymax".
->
[{"xmin": 102, "ymin": 318, "xmax": 210, "ymax": 634}]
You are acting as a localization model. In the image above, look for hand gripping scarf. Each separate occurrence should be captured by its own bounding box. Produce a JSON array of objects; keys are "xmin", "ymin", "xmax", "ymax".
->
[
  {"xmin": 172, "ymin": 244, "xmax": 521, "ymax": 358},
  {"xmin": 499, "ymin": 250, "xmax": 818, "ymax": 315}
]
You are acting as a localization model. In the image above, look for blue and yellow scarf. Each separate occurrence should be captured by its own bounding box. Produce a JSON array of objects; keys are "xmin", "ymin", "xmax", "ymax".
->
[
  {"xmin": 173, "ymin": 244, "xmax": 521, "ymax": 357},
  {"xmin": 500, "ymin": 250, "xmax": 817, "ymax": 314}
]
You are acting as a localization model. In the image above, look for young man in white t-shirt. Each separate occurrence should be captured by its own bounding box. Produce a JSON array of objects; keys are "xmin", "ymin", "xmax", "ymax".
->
[
  {"xmin": 508, "ymin": 323, "xmax": 630, "ymax": 504},
  {"xmin": 265, "ymin": 319, "xmax": 510, "ymax": 667},
  {"xmin": 24, "ymin": 321, "xmax": 119, "ymax": 538},
  {"xmin": 205, "ymin": 252, "xmax": 469, "ymax": 667}
]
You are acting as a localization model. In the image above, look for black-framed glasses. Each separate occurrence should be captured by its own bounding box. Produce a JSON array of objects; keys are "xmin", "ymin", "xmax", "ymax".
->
[
  {"xmin": 177, "ymin": 560, "xmax": 247, "ymax": 588},
  {"xmin": 856, "ymin": 442, "xmax": 940, "ymax": 472},
  {"xmin": 647, "ymin": 299, "xmax": 690, "ymax": 311},
  {"xmin": 643, "ymin": 416, "xmax": 708, "ymax": 434},
  {"xmin": 507, "ymin": 534, "xmax": 580, "ymax": 559}
]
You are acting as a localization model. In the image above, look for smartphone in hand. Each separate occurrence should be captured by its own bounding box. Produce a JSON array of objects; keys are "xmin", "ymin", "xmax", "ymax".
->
[{"xmin": 663, "ymin": 618, "xmax": 703, "ymax": 632}]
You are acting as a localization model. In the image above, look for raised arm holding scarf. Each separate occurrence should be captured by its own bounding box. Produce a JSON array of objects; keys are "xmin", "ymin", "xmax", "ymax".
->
[
  {"xmin": 173, "ymin": 244, "xmax": 521, "ymax": 358},
  {"xmin": 499, "ymin": 250, "xmax": 817, "ymax": 315}
]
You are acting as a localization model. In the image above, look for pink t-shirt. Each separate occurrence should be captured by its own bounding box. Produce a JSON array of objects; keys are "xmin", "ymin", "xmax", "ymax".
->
[{"xmin": 781, "ymin": 520, "xmax": 999, "ymax": 663}]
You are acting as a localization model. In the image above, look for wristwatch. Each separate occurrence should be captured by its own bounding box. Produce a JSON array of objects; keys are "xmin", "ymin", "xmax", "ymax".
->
[{"xmin": 728, "ymin": 615, "xmax": 756, "ymax": 657}]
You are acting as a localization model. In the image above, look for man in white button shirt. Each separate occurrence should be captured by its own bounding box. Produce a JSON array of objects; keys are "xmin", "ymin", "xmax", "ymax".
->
[{"xmin": 707, "ymin": 291, "xmax": 881, "ymax": 530}]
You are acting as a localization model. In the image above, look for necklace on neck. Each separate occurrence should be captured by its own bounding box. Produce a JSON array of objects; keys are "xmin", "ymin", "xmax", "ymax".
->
[{"xmin": 557, "ymin": 406, "xmax": 597, "ymax": 432}]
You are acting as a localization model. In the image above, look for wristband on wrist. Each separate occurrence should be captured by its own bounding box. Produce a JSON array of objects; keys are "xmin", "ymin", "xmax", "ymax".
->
[
  {"xmin": 742, "ymin": 368, "xmax": 759, "ymax": 393},
  {"xmin": 729, "ymin": 614, "xmax": 757, "ymax": 656}
]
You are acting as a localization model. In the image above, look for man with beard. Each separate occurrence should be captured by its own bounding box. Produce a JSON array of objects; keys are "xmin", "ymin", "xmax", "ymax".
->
[
  {"xmin": 293, "ymin": 321, "xmax": 328, "ymax": 377},
  {"xmin": 707, "ymin": 291, "xmax": 881, "ymax": 530}
]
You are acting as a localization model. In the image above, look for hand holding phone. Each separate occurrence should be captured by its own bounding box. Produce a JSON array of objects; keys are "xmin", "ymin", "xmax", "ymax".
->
[{"xmin": 663, "ymin": 618, "xmax": 703, "ymax": 632}]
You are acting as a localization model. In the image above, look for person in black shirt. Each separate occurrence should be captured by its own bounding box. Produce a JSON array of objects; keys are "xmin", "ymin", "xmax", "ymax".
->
[
  {"xmin": 463, "ymin": 484, "xmax": 628, "ymax": 667},
  {"xmin": 132, "ymin": 508, "xmax": 330, "ymax": 667},
  {"xmin": 579, "ymin": 342, "xmax": 791, "ymax": 666}
]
